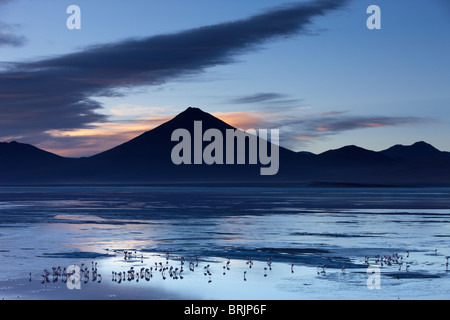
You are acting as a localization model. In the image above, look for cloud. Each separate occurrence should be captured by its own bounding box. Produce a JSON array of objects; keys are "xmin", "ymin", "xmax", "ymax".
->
[
  {"xmin": 298, "ymin": 114, "xmax": 428, "ymax": 133},
  {"xmin": 209, "ymin": 109, "xmax": 433, "ymax": 152},
  {"xmin": 0, "ymin": 1, "xmax": 27, "ymax": 47},
  {"xmin": 0, "ymin": 0, "xmax": 349, "ymax": 143},
  {"xmin": 227, "ymin": 92, "xmax": 307, "ymax": 115},
  {"xmin": 278, "ymin": 113, "xmax": 434, "ymax": 151},
  {"xmin": 229, "ymin": 93, "xmax": 290, "ymax": 104},
  {"xmin": 0, "ymin": 26, "xmax": 27, "ymax": 47}
]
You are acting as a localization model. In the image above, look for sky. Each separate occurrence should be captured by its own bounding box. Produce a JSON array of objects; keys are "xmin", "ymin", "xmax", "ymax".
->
[{"xmin": 0, "ymin": 0, "xmax": 449, "ymax": 157}]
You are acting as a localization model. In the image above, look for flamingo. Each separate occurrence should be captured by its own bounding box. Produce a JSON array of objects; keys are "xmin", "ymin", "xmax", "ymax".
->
[
  {"xmin": 317, "ymin": 264, "xmax": 326, "ymax": 274},
  {"xmin": 224, "ymin": 258, "xmax": 231, "ymax": 271},
  {"xmin": 41, "ymin": 274, "xmax": 49, "ymax": 284},
  {"xmin": 180, "ymin": 268, "xmax": 184, "ymax": 280},
  {"xmin": 206, "ymin": 268, "xmax": 212, "ymax": 283}
]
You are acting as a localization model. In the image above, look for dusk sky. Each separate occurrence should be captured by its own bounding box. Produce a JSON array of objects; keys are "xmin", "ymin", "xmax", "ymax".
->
[{"xmin": 0, "ymin": 0, "xmax": 449, "ymax": 157}]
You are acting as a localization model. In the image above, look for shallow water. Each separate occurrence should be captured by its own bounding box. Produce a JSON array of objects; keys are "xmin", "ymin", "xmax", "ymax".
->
[{"xmin": 0, "ymin": 186, "xmax": 449, "ymax": 300}]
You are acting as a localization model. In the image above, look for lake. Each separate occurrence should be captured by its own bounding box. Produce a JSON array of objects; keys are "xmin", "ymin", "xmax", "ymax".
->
[{"xmin": 0, "ymin": 186, "xmax": 449, "ymax": 300}]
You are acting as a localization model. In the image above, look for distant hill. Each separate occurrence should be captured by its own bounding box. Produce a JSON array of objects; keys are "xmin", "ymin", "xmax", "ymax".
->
[
  {"xmin": 0, "ymin": 108, "xmax": 449, "ymax": 186},
  {"xmin": 0, "ymin": 141, "xmax": 73, "ymax": 181},
  {"xmin": 380, "ymin": 141, "xmax": 449, "ymax": 159},
  {"xmin": 319, "ymin": 145, "xmax": 394, "ymax": 164},
  {"xmin": 0, "ymin": 141, "xmax": 63, "ymax": 165}
]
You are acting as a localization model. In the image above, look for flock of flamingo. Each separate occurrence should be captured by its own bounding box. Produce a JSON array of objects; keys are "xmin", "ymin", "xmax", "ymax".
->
[
  {"xmin": 38, "ymin": 261, "xmax": 103, "ymax": 284},
  {"xmin": 34, "ymin": 249, "xmax": 450, "ymax": 288}
]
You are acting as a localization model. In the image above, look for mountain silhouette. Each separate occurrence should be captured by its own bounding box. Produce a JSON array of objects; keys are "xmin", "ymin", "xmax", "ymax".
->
[
  {"xmin": 380, "ymin": 141, "xmax": 448, "ymax": 159},
  {"xmin": 0, "ymin": 141, "xmax": 63, "ymax": 164},
  {"xmin": 74, "ymin": 107, "xmax": 298, "ymax": 182},
  {"xmin": 0, "ymin": 141, "xmax": 73, "ymax": 181},
  {"xmin": 0, "ymin": 107, "xmax": 449, "ymax": 186},
  {"xmin": 319, "ymin": 145, "xmax": 394, "ymax": 164}
]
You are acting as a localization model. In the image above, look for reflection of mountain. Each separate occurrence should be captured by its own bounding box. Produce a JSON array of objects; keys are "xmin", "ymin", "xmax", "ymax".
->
[{"xmin": 1, "ymin": 107, "xmax": 449, "ymax": 186}]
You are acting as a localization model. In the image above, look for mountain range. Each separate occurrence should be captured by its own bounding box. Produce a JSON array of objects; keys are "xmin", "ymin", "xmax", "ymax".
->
[{"xmin": 1, "ymin": 107, "xmax": 449, "ymax": 186}]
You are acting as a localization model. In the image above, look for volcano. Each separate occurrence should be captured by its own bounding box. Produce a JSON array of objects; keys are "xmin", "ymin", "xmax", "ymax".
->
[{"xmin": 0, "ymin": 107, "xmax": 449, "ymax": 186}]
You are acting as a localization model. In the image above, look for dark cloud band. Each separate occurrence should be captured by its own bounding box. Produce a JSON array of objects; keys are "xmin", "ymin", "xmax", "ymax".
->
[{"xmin": 0, "ymin": 0, "xmax": 349, "ymax": 138}]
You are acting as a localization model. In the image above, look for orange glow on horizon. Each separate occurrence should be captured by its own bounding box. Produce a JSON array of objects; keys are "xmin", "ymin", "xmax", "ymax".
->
[
  {"xmin": 359, "ymin": 122, "xmax": 388, "ymax": 128},
  {"xmin": 316, "ymin": 125, "xmax": 330, "ymax": 131},
  {"xmin": 212, "ymin": 111, "xmax": 281, "ymax": 130},
  {"xmin": 40, "ymin": 110, "xmax": 282, "ymax": 157},
  {"xmin": 294, "ymin": 135, "xmax": 319, "ymax": 141}
]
